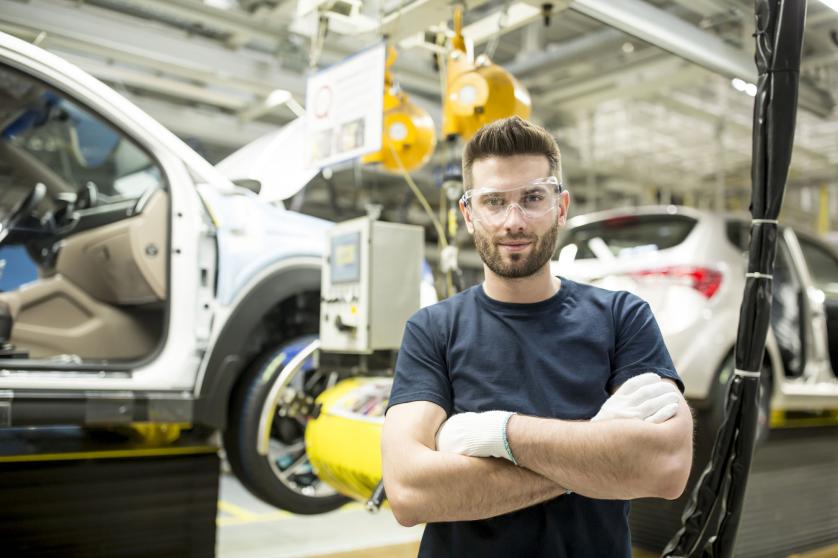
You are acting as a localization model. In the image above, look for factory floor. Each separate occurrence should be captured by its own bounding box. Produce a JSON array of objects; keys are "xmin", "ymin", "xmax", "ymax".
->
[
  {"xmin": 218, "ymin": 472, "xmax": 838, "ymax": 558},
  {"xmin": 217, "ymin": 474, "xmax": 421, "ymax": 558}
]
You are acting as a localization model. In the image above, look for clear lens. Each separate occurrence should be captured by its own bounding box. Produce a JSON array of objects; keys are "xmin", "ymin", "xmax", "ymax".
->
[{"xmin": 464, "ymin": 177, "xmax": 561, "ymax": 224}]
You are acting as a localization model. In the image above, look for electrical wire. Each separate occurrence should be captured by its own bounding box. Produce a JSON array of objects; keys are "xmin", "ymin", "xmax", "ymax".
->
[
  {"xmin": 309, "ymin": 14, "xmax": 329, "ymax": 68},
  {"xmin": 485, "ymin": 1, "xmax": 512, "ymax": 61},
  {"xmin": 387, "ymin": 143, "xmax": 455, "ymax": 297}
]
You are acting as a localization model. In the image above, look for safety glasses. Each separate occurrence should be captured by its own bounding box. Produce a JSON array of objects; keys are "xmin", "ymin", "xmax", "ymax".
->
[{"xmin": 461, "ymin": 176, "xmax": 564, "ymax": 225}]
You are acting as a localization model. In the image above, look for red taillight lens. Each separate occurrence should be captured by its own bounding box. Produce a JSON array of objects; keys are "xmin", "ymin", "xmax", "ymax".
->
[{"xmin": 627, "ymin": 266, "xmax": 722, "ymax": 298}]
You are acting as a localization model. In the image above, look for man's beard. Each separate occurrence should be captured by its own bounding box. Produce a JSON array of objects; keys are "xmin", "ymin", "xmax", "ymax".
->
[{"xmin": 474, "ymin": 221, "xmax": 559, "ymax": 279}]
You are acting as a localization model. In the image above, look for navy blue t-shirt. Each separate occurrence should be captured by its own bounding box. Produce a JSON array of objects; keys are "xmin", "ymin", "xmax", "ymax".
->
[{"xmin": 387, "ymin": 277, "xmax": 682, "ymax": 558}]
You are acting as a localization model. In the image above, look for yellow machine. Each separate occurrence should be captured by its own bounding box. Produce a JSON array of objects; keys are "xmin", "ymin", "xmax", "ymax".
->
[
  {"xmin": 442, "ymin": 6, "xmax": 532, "ymax": 141},
  {"xmin": 362, "ymin": 48, "xmax": 436, "ymax": 172},
  {"xmin": 305, "ymin": 377, "xmax": 390, "ymax": 504}
]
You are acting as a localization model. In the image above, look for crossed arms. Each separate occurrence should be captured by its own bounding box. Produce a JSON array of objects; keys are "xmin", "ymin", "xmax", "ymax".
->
[{"xmin": 381, "ymin": 379, "xmax": 693, "ymax": 528}]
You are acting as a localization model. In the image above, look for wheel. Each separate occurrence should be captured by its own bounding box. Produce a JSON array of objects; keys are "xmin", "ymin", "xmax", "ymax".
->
[
  {"xmin": 699, "ymin": 353, "xmax": 773, "ymax": 458},
  {"xmin": 224, "ymin": 335, "xmax": 349, "ymax": 514},
  {"xmin": 664, "ymin": 355, "xmax": 775, "ymax": 541}
]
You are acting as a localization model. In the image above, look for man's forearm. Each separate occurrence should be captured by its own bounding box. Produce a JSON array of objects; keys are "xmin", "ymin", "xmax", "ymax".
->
[
  {"xmin": 506, "ymin": 400, "xmax": 693, "ymax": 500},
  {"xmin": 383, "ymin": 442, "xmax": 565, "ymax": 526}
]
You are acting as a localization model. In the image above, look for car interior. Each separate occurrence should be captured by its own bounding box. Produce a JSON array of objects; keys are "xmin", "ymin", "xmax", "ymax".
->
[{"xmin": 0, "ymin": 65, "xmax": 168, "ymax": 364}]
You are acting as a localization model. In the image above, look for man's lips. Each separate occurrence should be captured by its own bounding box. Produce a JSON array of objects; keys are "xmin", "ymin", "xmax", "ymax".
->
[{"xmin": 498, "ymin": 241, "xmax": 532, "ymax": 252}]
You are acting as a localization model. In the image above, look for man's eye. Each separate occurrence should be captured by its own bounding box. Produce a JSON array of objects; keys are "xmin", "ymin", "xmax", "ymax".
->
[
  {"xmin": 524, "ymin": 194, "xmax": 545, "ymax": 203},
  {"xmin": 482, "ymin": 197, "xmax": 505, "ymax": 207}
]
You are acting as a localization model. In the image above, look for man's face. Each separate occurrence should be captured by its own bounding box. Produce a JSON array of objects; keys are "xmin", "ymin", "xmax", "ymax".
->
[{"xmin": 460, "ymin": 155, "xmax": 569, "ymax": 279}]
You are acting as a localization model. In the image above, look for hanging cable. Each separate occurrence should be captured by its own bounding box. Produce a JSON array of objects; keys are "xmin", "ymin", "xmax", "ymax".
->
[
  {"xmin": 309, "ymin": 13, "xmax": 329, "ymax": 68},
  {"xmin": 485, "ymin": 1, "xmax": 512, "ymax": 60},
  {"xmin": 387, "ymin": 144, "xmax": 455, "ymax": 297}
]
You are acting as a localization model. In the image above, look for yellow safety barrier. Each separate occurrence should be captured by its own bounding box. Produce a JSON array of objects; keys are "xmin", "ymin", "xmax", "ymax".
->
[{"xmin": 305, "ymin": 377, "xmax": 390, "ymax": 504}]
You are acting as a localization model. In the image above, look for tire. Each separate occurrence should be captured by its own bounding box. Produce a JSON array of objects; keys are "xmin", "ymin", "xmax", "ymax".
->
[
  {"xmin": 224, "ymin": 336, "xmax": 349, "ymax": 515},
  {"xmin": 661, "ymin": 355, "xmax": 775, "ymax": 543},
  {"xmin": 698, "ymin": 353, "xmax": 773, "ymax": 459}
]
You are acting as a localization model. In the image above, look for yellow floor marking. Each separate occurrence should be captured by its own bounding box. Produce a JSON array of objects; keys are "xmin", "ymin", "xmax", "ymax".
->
[
  {"xmin": 217, "ymin": 511, "xmax": 291, "ymax": 527},
  {"xmin": 300, "ymin": 543, "xmax": 838, "ymax": 558},
  {"xmin": 304, "ymin": 543, "xmax": 660, "ymax": 558},
  {"xmin": 789, "ymin": 543, "xmax": 838, "ymax": 557},
  {"xmin": 217, "ymin": 500, "xmax": 263, "ymax": 520},
  {"xmin": 0, "ymin": 445, "xmax": 217, "ymax": 463},
  {"xmin": 306, "ymin": 541, "xmax": 420, "ymax": 558},
  {"xmin": 771, "ymin": 417, "xmax": 838, "ymax": 429},
  {"xmin": 771, "ymin": 410, "xmax": 838, "ymax": 429},
  {"xmin": 216, "ymin": 500, "xmax": 366, "ymax": 527}
]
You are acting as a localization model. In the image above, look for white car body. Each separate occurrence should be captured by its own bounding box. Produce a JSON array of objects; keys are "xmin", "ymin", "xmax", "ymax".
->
[
  {"xmin": 551, "ymin": 205, "xmax": 838, "ymax": 412},
  {"xmin": 0, "ymin": 30, "xmax": 330, "ymax": 425}
]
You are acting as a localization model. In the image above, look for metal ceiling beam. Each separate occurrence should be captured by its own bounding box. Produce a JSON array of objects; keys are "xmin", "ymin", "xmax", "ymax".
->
[
  {"xmin": 120, "ymin": 95, "xmax": 278, "ymax": 149},
  {"xmin": 461, "ymin": 1, "xmax": 572, "ymax": 47},
  {"xmin": 379, "ymin": 0, "xmax": 482, "ymax": 44},
  {"xmin": 1, "ymin": 0, "xmax": 446, "ymax": 105},
  {"xmin": 94, "ymin": 0, "xmax": 288, "ymax": 50},
  {"xmin": 0, "ymin": 0, "xmax": 306, "ymax": 95},
  {"xmin": 57, "ymin": 52, "xmax": 252, "ymax": 109},
  {"xmin": 568, "ymin": 0, "xmax": 834, "ymax": 117},
  {"xmin": 381, "ymin": 0, "xmax": 570, "ymax": 49},
  {"xmin": 552, "ymin": 63, "xmax": 706, "ymax": 111},
  {"xmin": 569, "ymin": 0, "xmax": 754, "ymax": 79},
  {"xmin": 507, "ymin": 27, "xmax": 625, "ymax": 77},
  {"xmin": 536, "ymin": 52, "xmax": 689, "ymax": 104},
  {"xmin": 807, "ymin": 6, "xmax": 838, "ymax": 26},
  {"xmin": 803, "ymin": 50, "xmax": 838, "ymax": 69},
  {"xmin": 666, "ymin": 0, "xmax": 737, "ymax": 18}
]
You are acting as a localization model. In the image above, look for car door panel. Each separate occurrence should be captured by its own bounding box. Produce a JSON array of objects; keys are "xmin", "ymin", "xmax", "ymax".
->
[
  {"xmin": 0, "ymin": 274, "xmax": 158, "ymax": 359},
  {"xmin": 57, "ymin": 190, "xmax": 168, "ymax": 305}
]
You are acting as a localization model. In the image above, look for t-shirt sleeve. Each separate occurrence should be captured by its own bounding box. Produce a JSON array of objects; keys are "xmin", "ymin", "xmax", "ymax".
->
[
  {"xmin": 386, "ymin": 308, "xmax": 453, "ymax": 416},
  {"xmin": 609, "ymin": 292, "xmax": 684, "ymax": 393}
]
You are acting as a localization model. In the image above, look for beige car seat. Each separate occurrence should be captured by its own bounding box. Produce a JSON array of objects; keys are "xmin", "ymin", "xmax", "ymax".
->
[{"xmin": 0, "ymin": 191, "xmax": 168, "ymax": 360}]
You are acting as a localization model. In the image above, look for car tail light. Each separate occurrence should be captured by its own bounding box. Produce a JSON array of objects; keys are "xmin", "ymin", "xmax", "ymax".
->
[{"xmin": 627, "ymin": 266, "xmax": 722, "ymax": 298}]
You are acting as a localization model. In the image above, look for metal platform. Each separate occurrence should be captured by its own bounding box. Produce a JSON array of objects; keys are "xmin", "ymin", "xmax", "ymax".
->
[
  {"xmin": 631, "ymin": 425, "xmax": 838, "ymax": 558},
  {"xmin": 0, "ymin": 426, "xmax": 220, "ymax": 558}
]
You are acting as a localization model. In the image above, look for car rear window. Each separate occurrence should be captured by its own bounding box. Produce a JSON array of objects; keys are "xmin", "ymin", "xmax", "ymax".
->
[
  {"xmin": 725, "ymin": 220, "xmax": 751, "ymax": 252},
  {"xmin": 556, "ymin": 214, "xmax": 697, "ymax": 260}
]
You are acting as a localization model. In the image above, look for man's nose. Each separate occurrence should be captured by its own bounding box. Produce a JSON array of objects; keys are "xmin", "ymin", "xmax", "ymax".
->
[{"xmin": 502, "ymin": 204, "xmax": 527, "ymax": 230}]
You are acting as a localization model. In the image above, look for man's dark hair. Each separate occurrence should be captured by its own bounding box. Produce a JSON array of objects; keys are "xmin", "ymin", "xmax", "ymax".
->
[{"xmin": 462, "ymin": 116, "xmax": 561, "ymax": 189}]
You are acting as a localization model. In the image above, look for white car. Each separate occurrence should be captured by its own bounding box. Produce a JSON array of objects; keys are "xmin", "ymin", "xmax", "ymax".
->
[
  {"xmin": 552, "ymin": 205, "xmax": 838, "ymax": 442},
  {"xmin": 0, "ymin": 31, "xmax": 360, "ymax": 515}
]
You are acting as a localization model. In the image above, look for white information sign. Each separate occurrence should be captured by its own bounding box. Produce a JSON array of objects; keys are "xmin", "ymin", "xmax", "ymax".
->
[{"xmin": 305, "ymin": 43, "xmax": 385, "ymax": 169}]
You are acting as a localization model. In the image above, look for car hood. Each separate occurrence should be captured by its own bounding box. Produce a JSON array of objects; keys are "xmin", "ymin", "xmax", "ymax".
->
[
  {"xmin": 215, "ymin": 118, "xmax": 318, "ymax": 203},
  {"xmin": 198, "ymin": 185, "xmax": 332, "ymax": 305}
]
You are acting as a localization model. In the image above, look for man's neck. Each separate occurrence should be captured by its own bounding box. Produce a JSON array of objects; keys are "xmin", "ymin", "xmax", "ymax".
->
[{"xmin": 481, "ymin": 266, "xmax": 560, "ymax": 304}]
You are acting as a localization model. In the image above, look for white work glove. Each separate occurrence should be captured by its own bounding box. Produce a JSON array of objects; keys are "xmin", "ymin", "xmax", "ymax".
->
[
  {"xmin": 435, "ymin": 410, "xmax": 517, "ymax": 463},
  {"xmin": 592, "ymin": 372, "xmax": 680, "ymax": 424}
]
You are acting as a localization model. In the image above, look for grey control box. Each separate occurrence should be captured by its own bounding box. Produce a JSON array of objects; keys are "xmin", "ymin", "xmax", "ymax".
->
[{"xmin": 320, "ymin": 217, "xmax": 423, "ymax": 354}]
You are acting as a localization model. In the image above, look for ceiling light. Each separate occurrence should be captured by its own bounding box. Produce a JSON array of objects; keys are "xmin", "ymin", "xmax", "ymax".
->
[
  {"xmin": 266, "ymin": 89, "xmax": 292, "ymax": 107},
  {"xmin": 731, "ymin": 78, "xmax": 757, "ymax": 96},
  {"xmin": 203, "ymin": 0, "xmax": 236, "ymax": 8},
  {"xmin": 819, "ymin": 0, "xmax": 838, "ymax": 13}
]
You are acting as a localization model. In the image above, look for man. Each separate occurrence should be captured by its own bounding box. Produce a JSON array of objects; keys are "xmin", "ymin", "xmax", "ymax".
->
[{"xmin": 382, "ymin": 116, "xmax": 693, "ymax": 557}]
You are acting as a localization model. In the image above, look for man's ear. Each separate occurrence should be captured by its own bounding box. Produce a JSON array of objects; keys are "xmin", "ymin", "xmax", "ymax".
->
[
  {"xmin": 557, "ymin": 191, "xmax": 571, "ymax": 227},
  {"xmin": 459, "ymin": 198, "xmax": 475, "ymax": 234}
]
